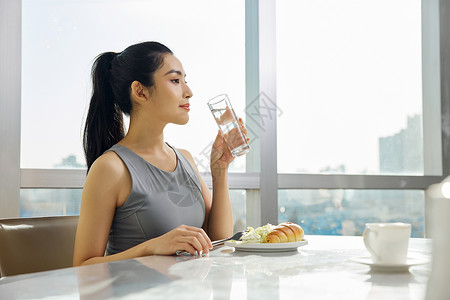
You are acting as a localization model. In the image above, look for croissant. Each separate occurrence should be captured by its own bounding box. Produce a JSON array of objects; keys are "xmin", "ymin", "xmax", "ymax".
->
[{"xmin": 265, "ymin": 222, "xmax": 304, "ymax": 243}]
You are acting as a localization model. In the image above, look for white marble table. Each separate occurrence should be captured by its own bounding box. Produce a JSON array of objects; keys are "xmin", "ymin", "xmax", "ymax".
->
[{"xmin": 0, "ymin": 235, "xmax": 432, "ymax": 300}]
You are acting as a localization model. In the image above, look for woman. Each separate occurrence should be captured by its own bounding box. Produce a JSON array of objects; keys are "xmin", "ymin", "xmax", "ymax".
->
[{"xmin": 73, "ymin": 41, "xmax": 245, "ymax": 266}]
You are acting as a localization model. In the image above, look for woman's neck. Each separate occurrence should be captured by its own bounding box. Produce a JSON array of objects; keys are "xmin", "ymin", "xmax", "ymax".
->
[
  {"xmin": 119, "ymin": 118, "xmax": 177, "ymax": 172},
  {"xmin": 119, "ymin": 115, "xmax": 167, "ymax": 153}
]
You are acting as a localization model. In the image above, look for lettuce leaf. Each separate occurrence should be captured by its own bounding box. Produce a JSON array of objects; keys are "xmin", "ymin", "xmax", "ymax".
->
[{"xmin": 240, "ymin": 223, "xmax": 275, "ymax": 243}]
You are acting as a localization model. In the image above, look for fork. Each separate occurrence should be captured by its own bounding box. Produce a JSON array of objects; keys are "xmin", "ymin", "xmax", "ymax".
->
[
  {"xmin": 175, "ymin": 231, "xmax": 246, "ymax": 256},
  {"xmin": 211, "ymin": 231, "xmax": 245, "ymax": 246}
]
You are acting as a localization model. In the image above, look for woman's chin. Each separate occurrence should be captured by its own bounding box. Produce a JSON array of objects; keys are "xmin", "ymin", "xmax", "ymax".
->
[{"xmin": 173, "ymin": 116, "xmax": 189, "ymax": 125}]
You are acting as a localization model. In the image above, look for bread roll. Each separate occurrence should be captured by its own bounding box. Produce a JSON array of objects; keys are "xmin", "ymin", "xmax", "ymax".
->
[
  {"xmin": 281, "ymin": 222, "xmax": 304, "ymax": 241},
  {"xmin": 265, "ymin": 222, "xmax": 304, "ymax": 243}
]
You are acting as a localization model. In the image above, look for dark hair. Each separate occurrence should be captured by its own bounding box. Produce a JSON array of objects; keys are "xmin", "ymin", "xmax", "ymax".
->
[{"xmin": 83, "ymin": 41, "xmax": 173, "ymax": 172}]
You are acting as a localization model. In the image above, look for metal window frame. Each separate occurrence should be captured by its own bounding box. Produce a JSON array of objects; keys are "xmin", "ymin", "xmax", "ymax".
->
[
  {"xmin": 0, "ymin": 0, "xmax": 21, "ymax": 218},
  {"xmin": 1, "ymin": 0, "xmax": 449, "ymax": 222},
  {"xmin": 20, "ymin": 169, "xmax": 261, "ymax": 190}
]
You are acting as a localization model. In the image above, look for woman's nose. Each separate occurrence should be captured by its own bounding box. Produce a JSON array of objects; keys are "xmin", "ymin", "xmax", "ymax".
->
[{"xmin": 184, "ymin": 84, "xmax": 193, "ymax": 99}]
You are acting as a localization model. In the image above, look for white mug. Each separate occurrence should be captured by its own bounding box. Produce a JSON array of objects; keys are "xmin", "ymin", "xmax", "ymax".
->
[{"xmin": 363, "ymin": 223, "xmax": 411, "ymax": 265}]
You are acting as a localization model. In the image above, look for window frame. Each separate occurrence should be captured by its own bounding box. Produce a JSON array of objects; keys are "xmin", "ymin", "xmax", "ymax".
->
[{"xmin": 1, "ymin": 0, "xmax": 448, "ymax": 229}]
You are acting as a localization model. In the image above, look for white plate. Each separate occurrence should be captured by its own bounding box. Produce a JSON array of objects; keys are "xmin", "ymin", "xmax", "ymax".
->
[
  {"xmin": 350, "ymin": 257, "xmax": 429, "ymax": 272},
  {"xmin": 224, "ymin": 240, "xmax": 308, "ymax": 252}
]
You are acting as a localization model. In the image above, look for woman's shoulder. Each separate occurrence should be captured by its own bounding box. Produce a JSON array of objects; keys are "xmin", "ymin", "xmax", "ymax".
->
[
  {"xmin": 176, "ymin": 148, "xmax": 202, "ymax": 173},
  {"xmin": 82, "ymin": 149, "xmax": 131, "ymax": 208},
  {"xmin": 88, "ymin": 150, "xmax": 128, "ymax": 179},
  {"xmin": 176, "ymin": 148, "xmax": 197, "ymax": 167},
  {"xmin": 176, "ymin": 148, "xmax": 194, "ymax": 160}
]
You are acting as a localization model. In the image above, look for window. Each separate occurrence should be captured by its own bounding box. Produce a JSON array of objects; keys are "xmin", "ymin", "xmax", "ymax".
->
[
  {"xmin": 276, "ymin": 0, "xmax": 423, "ymax": 175},
  {"xmin": 1, "ymin": 0, "xmax": 447, "ymax": 237},
  {"xmin": 20, "ymin": 189, "xmax": 82, "ymax": 217},
  {"xmin": 278, "ymin": 189, "xmax": 425, "ymax": 237},
  {"xmin": 20, "ymin": 189, "xmax": 246, "ymax": 234},
  {"xmin": 18, "ymin": 0, "xmax": 246, "ymax": 228},
  {"xmin": 20, "ymin": 0, "xmax": 246, "ymax": 173}
]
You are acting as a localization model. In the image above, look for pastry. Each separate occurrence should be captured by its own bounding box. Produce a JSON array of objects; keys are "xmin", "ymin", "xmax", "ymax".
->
[{"xmin": 265, "ymin": 222, "xmax": 304, "ymax": 243}]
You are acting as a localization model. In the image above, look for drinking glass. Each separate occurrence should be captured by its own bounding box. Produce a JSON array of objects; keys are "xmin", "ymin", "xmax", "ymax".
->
[{"xmin": 207, "ymin": 94, "xmax": 250, "ymax": 157}]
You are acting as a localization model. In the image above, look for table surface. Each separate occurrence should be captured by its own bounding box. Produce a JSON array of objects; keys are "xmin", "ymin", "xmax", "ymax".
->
[{"xmin": 0, "ymin": 235, "xmax": 432, "ymax": 300}]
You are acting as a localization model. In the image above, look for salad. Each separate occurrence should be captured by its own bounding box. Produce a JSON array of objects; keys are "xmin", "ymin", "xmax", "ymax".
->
[{"xmin": 239, "ymin": 223, "xmax": 275, "ymax": 243}]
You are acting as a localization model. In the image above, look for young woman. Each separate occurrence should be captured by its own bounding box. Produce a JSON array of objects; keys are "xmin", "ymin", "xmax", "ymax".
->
[{"xmin": 73, "ymin": 42, "xmax": 245, "ymax": 266}]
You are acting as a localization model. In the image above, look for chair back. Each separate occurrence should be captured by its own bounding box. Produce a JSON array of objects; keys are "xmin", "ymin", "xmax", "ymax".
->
[{"xmin": 0, "ymin": 215, "xmax": 79, "ymax": 277}]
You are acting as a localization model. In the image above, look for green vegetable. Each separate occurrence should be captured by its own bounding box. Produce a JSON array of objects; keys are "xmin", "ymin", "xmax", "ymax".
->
[{"xmin": 240, "ymin": 223, "xmax": 275, "ymax": 243}]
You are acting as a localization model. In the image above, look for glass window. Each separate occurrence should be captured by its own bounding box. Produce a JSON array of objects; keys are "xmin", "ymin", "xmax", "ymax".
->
[
  {"xmin": 20, "ymin": 189, "xmax": 82, "ymax": 217},
  {"xmin": 229, "ymin": 190, "xmax": 247, "ymax": 233},
  {"xmin": 20, "ymin": 188, "xmax": 246, "ymax": 233},
  {"xmin": 21, "ymin": 0, "xmax": 246, "ymax": 172},
  {"xmin": 276, "ymin": 0, "xmax": 423, "ymax": 175},
  {"xmin": 278, "ymin": 189, "xmax": 425, "ymax": 238}
]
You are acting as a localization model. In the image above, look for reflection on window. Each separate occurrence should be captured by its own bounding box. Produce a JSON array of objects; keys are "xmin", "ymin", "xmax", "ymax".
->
[{"xmin": 278, "ymin": 189, "xmax": 425, "ymax": 238}]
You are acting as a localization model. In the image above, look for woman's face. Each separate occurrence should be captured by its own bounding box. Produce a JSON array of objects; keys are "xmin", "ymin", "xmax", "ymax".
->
[{"xmin": 145, "ymin": 54, "xmax": 193, "ymax": 125}]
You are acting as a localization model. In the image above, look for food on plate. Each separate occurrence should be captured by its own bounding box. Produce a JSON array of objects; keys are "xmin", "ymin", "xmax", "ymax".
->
[
  {"xmin": 265, "ymin": 222, "xmax": 304, "ymax": 243},
  {"xmin": 239, "ymin": 224, "xmax": 274, "ymax": 243},
  {"xmin": 239, "ymin": 222, "xmax": 304, "ymax": 244}
]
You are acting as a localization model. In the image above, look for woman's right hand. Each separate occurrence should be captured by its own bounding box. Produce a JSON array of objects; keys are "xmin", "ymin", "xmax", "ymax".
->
[{"xmin": 147, "ymin": 225, "xmax": 213, "ymax": 256}]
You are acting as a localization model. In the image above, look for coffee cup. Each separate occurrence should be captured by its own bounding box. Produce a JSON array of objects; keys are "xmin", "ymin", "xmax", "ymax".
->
[{"xmin": 363, "ymin": 223, "xmax": 411, "ymax": 265}]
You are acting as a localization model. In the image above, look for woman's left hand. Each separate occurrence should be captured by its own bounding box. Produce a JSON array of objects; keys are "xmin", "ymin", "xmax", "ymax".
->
[{"xmin": 210, "ymin": 118, "xmax": 249, "ymax": 174}]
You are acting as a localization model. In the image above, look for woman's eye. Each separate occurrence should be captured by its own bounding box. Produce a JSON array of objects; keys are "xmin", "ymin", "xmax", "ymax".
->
[{"xmin": 171, "ymin": 79, "xmax": 180, "ymax": 84}]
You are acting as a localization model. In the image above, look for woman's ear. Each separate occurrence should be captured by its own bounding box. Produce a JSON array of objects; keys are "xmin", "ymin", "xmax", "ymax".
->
[{"xmin": 130, "ymin": 81, "xmax": 149, "ymax": 104}]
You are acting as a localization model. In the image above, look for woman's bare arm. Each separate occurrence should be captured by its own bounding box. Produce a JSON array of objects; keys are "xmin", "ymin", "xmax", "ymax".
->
[
  {"xmin": 179, "ymin": 141, "xmax": 234, "ymax": 241},
  {"xmin": 73, "ymin": 152, "xmax": 212, "ymax": 267}
]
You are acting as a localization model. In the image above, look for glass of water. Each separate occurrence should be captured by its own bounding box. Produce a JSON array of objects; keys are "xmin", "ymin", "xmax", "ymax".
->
[{"xmin": 207, "ymin": 94, "xmax": 250, "ymax": 157}]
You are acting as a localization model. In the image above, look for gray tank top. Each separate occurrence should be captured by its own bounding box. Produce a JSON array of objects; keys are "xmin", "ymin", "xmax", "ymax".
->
[{"xmin": 105, "ymin": 144, "xmax": 205, "ymax": 255}]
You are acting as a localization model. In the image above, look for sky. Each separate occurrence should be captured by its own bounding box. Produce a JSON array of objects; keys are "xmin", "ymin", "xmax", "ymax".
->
[{"xmin": 20, "ymin": 0, "xmax": 424, "ymax": 175}]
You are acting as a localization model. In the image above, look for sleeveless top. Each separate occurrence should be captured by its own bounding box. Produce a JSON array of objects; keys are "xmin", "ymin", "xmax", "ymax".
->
[{"xmin": 105, "ymin": 144, "xmax": 205, "ymax": 255}]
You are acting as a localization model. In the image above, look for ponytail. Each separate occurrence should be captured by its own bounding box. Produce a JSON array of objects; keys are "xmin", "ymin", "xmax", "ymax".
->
[
  {"xmin": 83, "ymin": 52, "xmax": 125, "ymax": 172},
  {"xmin": 83, "ymin": 42, "xmax": 173, "ymax": 172}
]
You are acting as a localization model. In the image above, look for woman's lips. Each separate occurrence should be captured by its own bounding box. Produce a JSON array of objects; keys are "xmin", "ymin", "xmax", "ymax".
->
[{"xmin": 179, "ymin": 103, "xmax": 190, "ymax": 111}]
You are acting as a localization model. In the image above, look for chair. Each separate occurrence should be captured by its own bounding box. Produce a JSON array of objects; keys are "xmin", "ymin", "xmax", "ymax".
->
[{"xmin": 0, "ymin": 215, "xmax": 79, "ymax": 277}]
